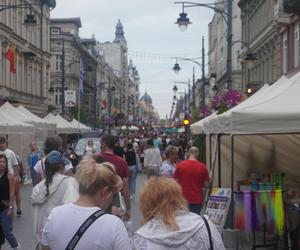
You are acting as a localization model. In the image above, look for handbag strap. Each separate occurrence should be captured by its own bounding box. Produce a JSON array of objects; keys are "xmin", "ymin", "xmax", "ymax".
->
[
  {"xmin": 201, "ymin": 215, "xmax": 214, "ymax": 250},
  {"xmin": 65, "ymin": 209, "xmax": 106, "ymax": 250}
]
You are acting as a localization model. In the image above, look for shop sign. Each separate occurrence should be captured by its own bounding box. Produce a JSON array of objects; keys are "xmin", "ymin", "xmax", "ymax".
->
[{"xmin": 65, "ymin": 90, "xmax": 76, "ymax": 107}]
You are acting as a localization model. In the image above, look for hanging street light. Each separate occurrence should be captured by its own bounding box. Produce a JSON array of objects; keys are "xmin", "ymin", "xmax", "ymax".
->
[
  {"xmin": 175, "ymin": 12, "xmax": 191, "ymax": 32},
  {"xmin": 243, "ymin": 52, "xmax": 258, "ymax": 69},
  {"xmin": 173, "ymin": 62, "xmax": 181, "ymax": 74},
  {"xmin": 173, "ymin": 85, "xmax": 178, "ymax": 94},
  {"xmin": 24, "ymin": 14, "xmax": 37, "ymax": 32}
]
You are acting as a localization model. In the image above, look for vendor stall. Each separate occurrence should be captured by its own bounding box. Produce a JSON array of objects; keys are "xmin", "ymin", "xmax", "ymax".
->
[{"xmin": 201, "ymin": 72, "xmax": 300, "ymax": 249}]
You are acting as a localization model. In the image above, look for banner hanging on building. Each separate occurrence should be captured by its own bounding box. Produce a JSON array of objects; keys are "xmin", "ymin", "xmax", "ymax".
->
[{"xmin": 65, "ymin": 90, "xmax": 76, "ymax": 107}]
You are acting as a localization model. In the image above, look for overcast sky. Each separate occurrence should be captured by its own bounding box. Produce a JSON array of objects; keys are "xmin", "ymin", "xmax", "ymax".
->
[{"xmin": 52, "ymin": 0, "xmax": 215, "ymax": 119}]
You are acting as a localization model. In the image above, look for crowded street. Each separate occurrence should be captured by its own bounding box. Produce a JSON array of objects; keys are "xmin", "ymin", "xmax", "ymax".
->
[{"xmin": 1, "ymin": 0, "xmax": 300, "ymax": 249}]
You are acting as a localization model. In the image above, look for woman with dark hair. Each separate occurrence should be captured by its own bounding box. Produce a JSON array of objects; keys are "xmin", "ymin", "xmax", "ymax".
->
[
  {"xmin": 33, "ymin": 136, "xmax": 73, "ymax": 185},
  {"xmin": 0, "ymin": 154, "xmax": 20, "ymax": 249},
  {"xmin": 31, "ymin": 150, "xmax": 79, "ymax": 248},
  {"xmin": 125, "ymin": 142, "xmax": 137, "ymax": 198},
  {"xmin": 143, "ymin": 139, "xmax": 162, "ymax": 178}
]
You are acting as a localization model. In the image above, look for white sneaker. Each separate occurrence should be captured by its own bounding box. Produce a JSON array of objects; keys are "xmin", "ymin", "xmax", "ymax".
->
[{"xmin": 13, "ymin": 241, "xmax": 21, "ymax": 249}]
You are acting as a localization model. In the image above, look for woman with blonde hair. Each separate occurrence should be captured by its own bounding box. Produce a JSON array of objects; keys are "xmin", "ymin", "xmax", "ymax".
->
[
  {"xmin": 41, "ymin": 158, "xmax": 131, "ymax": 250},
  {"xmin": 132, "ymin": 177, "xmax": 225, "ymax": 250}
]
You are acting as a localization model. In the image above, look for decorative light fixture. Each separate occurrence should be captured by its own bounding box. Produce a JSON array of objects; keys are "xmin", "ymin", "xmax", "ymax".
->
[
  {"xmin": 173, "ymin": 63, "xmax": 181, "ymax": 74},
  {"xmin": 173, "ymin": 85, "xmax": 178, "ymax": 93},
  {"xmin": 24, "ymin": 14, "xmax": 37, "ymax": 33},
  {"xmin": 175, "ymin": 12, "xmax": 191, "ymax": 32},
  {"xmin": 243, "ymin": 52, "xmax": 258, "ymax": 69},
  {"xmin": 173, "ymin": 95, "xmax": 177, "ymax": 101},
  {"xmin": 48, "ymin": 87, "xmax": 54, "ymax": 94}
]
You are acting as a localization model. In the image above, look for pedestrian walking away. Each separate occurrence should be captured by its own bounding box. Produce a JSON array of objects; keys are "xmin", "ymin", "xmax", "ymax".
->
[
  {"xmin": 0, "ymin": 154, "xmax": 20, "ymax": 249},
  {"xmin": 31, "ymin": 150, "xmax": 79, "ymax": 248},
  {"xmin": 174, "ymin": 146, "xmax": 210, "ymax": 214},
  {"xmin": 14, "ymin": 154, "xmax": 24, "ymax": 217},
  {"xmin": 143, "ymin": 139, "xmax": 162, "ymax": 178},
  {"xmin": 41, "ymin": 159, "xmax": 131, "ymax": 250},
  {"xmin": 132, "ymin": 176, "xmax": 225, "ymax": 250},
  {"xmin": 159, "ymin": 145, "xmax": 178, "ymax": 177},
  {"xmin": 26, "ymin": 141, "xmax": 43, "ymax": 187},
  {"xmin": 125, "ymin": 142, "xmax": 137, "ymax": 199},
  {"xmin": 94, "ymin": 134, "xmax": 131, "ymax": 220}
]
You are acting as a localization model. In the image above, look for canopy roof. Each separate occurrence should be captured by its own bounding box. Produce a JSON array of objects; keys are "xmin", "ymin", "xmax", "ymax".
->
[
  {"xmin": 0, "ymin": 104, "xmax": 34, "ymax": 134},
  {"xmin": 71, "ymin": 119, "xmax": 91, "ymax": 131},
  {"xmin": 201, "ymin": 73, "xmax": 300, "ymax": 135},
  {"xmin": 229, "ymin": 72, "xmax": 300, "ymax": 134},
  {"xmin": 43, "ymin": 113, "xmax": 77, "ymax": 134}
]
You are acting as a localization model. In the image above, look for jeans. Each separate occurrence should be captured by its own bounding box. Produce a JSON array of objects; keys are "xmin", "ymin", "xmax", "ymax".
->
[
  {"xmin": 0, "ymin": 209, "xmax": 18, "ymax": 248},
  {"xmin": 128, "ymin": 165, "xmax": 137, "ymax": 194},
  {"xmin": 30, "ymin": 167, "xmax": 36, "ymax": 186},
  {"xmin": 188, "ymin": 203, "xmax": 202, "ymax": 215}
]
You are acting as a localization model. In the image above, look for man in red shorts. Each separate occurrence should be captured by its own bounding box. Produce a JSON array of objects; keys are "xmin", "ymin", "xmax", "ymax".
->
[
  {"xmin": 174, "ymin": 146, "xmax": 210, "ymax": 214},
  {"xmin": 94, "ymin": 134, "xmax": 131, "ymax": 220}
]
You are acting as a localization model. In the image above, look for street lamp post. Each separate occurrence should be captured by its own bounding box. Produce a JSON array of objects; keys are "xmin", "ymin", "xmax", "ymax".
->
[
  {"xmin": 61, "ymin": 39, "xmax": 66, "ymax": 117},
  {"xmin": 172, "ymin": 81, "xmax": 191, "ymax": 111},
  {"xmin": 174, "ymin": 1, "xmax": 233, "ymax": 89},
  {"xmin": 172, "ymin": 37, "xmax": 206, "ymax": 108}
]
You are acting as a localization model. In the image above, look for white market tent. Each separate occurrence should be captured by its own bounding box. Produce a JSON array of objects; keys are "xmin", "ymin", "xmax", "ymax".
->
[
  {"xmin": 17, "ymin": 105, "xmax": 56, "ymax": 131},
  {"xmin": 43, "ymin": 113, "xmax": 78, "ymax": 134},
  {"xmin": 71, "ymin": 118, "xmax": 91, "ymax": 131},
  {"xmin": 129, "ymin": 125, "xmax": 139, "ymax": 131},
  {"xmin": 202, "ymin": 72, "xmax": 300, "ymax": 191},
  {"xmin": 0, "ymin": 108, "xmax": 34, "ymax": 134},
  {"xmin": 191, "ymin": 112, "xmax": 218, "ymax": 135}
]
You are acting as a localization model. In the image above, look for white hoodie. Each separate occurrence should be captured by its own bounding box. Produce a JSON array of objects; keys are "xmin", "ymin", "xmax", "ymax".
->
[
  {"xmin": 132, "ymin": 211, "xmax": 225, "ymax": 250},
  {"xmin": 31, "ymin": 173, "xmax": 79, "ymax": 243}
]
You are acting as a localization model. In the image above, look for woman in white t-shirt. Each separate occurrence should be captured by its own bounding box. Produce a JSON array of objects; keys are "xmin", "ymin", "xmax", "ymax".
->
[{"xmin": 41, "ymin": 158, "xmax": 131, "ymax": 250}]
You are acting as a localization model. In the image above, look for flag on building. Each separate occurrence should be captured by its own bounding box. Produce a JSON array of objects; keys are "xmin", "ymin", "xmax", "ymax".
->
[
  {"xmin": 79, "ymin": 58, "xmax": 85, "ymax": 96},
  {"xmin": 5, "ymin": 46, "xmax": 16, "ymax": 74},
  {"xmin": 101, "ymin": 100, "xmax": 107, "ymax": 109}
]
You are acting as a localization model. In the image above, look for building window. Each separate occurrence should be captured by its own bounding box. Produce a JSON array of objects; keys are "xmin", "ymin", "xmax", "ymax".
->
[
  {"xmin": 56, "ymin": 55, "xmax": 62, "ymax": 71},
  {"xmin": 55, "ymin": 87, "xmax": 61, "ymax": 105},
  {"xmin": 282, "ymin": 31, "xmax": 288, "ymax": 74},
  {"xmin": 294, "ymin": 22, "xmax": 300, "ymax": 68}
]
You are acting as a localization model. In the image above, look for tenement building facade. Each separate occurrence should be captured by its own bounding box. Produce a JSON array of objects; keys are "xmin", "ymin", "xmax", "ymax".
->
[{"xmin": 0, "ymin": 0, "xmax": 56, "ymax": 115}]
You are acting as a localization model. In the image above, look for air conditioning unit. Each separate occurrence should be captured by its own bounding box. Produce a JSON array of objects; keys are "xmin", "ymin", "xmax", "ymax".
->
[{"xmin": 283, "ymin": 0, "xmax": 300, "ymax": 14}]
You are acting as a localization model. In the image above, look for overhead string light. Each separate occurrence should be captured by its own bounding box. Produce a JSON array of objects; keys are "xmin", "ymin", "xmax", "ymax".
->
[{"xmin": 128, "ymin": 50, "xmax": 202, "ymax": 61}]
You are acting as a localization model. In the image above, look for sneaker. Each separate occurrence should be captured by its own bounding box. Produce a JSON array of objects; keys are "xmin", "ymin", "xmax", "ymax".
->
[
  {"xmin": 13, "ymin": 241, "xmax": 21, "ymax": 249},
  {"xmin": 16, "ymin": 209, "xmax": 22, "ymax": 217}
]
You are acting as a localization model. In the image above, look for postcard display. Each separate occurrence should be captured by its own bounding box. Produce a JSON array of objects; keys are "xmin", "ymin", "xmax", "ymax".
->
[{"xmin": 204, "ymin": 188, "xmax": 232, "ymax": 230}]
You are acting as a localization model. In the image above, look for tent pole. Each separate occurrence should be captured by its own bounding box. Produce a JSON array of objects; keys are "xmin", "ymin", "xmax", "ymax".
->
[
  {"xmin": 218, "ymin": 134, "xmax": 221, "ymax": 188},
  {"xmin": 209, "ymin": 134, "xmax": 212, "ymax": 171},
  {"xmin": 231, "ymin": 134, "xmax": 235, "ymax": 227}
]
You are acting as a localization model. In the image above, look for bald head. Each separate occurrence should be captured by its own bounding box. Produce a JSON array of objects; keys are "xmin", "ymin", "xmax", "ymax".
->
[{"xmin": 188, "ymin": 146, "xmax": 199, "ymax": 160}]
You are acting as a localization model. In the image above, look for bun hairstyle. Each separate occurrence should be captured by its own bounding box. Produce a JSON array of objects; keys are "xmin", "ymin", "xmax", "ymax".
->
[{"xmin": 75, "ymin": 158, "xmax": 122, "ymax": 196}]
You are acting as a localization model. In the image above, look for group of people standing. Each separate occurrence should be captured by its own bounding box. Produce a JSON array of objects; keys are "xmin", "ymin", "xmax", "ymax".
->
[{"xmin": 0, "ymin": 132, "xmax": 225, "ymax": 250}]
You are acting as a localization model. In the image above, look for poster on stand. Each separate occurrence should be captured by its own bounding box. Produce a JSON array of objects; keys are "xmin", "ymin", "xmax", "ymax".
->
[{"xmin": 204, "ymin": 188, "xmax": 232, "ymax": 230}]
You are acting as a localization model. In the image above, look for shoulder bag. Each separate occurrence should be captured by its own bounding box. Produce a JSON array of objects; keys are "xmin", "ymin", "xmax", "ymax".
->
[
  {"xmin": 200, "ymin": 215, "xmax": 214, "ymax": 250},
  {"xmin": 65, "ymin": 209, "xmax": 106, "ymax": 250}
]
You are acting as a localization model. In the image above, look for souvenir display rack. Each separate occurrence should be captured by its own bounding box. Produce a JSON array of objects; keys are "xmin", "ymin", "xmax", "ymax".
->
[{"xmin": 234, "ymin": 174, "xmax": 284, "ymax": 249}]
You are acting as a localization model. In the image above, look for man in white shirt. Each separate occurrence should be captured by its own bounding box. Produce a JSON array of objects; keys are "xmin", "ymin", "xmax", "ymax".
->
[
  {"xmin": 144, "ymin": 138, "xmax": 162, "ymax": 178},
  {"xmin": 0, "ymin": 136, "xmax": 19, "ymax": 175}
]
